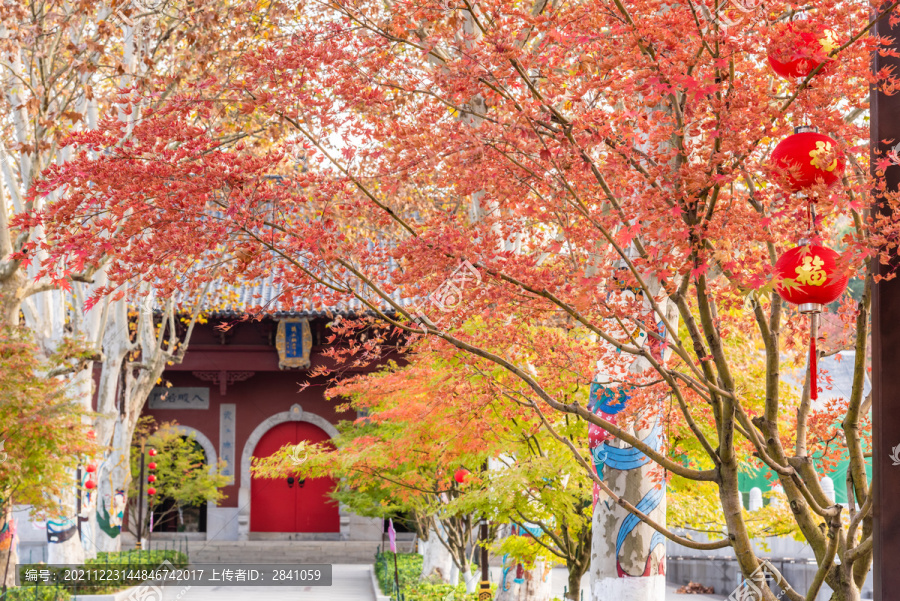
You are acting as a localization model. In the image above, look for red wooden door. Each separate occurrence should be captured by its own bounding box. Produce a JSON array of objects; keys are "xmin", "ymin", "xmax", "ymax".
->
[{"xmin": 250, "ymin": 421, "xmax": 339, "ymax": 533}]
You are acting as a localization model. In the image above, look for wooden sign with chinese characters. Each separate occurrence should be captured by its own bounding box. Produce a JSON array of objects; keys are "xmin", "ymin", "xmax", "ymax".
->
[
  {"xmin": 219, "ymin": 403, "xmax": 236, "ymax": 485},
  {"xmin": 148, "ymin": 387, "xmax": 210, "ymax": 410},
  {"xmin": 275, "ymin": 318, "xmax": 312, "ymax": 369}
]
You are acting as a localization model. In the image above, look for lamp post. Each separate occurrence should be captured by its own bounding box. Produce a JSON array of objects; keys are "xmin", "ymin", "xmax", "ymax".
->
[{"xmin": 479, "ymin": 519, "xmax": 491, "ymax": 601}]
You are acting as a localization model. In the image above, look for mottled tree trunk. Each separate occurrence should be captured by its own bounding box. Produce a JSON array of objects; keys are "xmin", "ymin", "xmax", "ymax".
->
[
  {"xmin": 496, "ymin": 560, "xmax": 552, "ymax": 601},
  {"xmin": 588, "ymin": 280, "xmax": 676, "ymax": 601},
  {"xmin": 589, "ymin": 435, "xmax": 666, "ymax": 601},
  {"xmin": 420, "ymin": 532, "xmax": 453, "ymax": 582}
]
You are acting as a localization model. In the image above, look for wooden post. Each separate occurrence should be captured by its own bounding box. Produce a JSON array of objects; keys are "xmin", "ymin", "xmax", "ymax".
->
[{"xmin": 870, "ymin": 6, "xmax": 900, "ymax": 599}]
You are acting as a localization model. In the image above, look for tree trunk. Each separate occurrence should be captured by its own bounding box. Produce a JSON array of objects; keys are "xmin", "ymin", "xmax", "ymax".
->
[
  {"xmin": 588, "ymin": 286, "xmax": 674, "ymax": 601},
  {"xmin": 496, "ymin": 559, "xmax": 552, "ymax": 601},
  {"xmin": 449, "ymin": 562, "xmax": 460, "ymax": 585},
  {"xmin": 92, "ymin": 304, "xmax": 132, "ymax": 554},
  {"xmin": 420, "ymin": 533, "xmax": 453, "ymax": 583},
  {"xmin": 94, "ymin": 418, "xmax": 132, "ymax": 553},
  {"xmin": 47, "ymin": 368, "xmax": 92, "ymax": 565},
  {"xmin": 496, "ymin": 557, "xmax": 521, "ymax": 601},
  {"xmin": 46, "ymin": 488, "xmax": 84, "ymax": 564},
  {"xmin": 566, "ymin": 562, "xmax": 586, "ymax": 600},
  {"xmin": 520, "ymin": 558, "xmax": 551, "ymax": 601},
  {"xmin": 461, "ymin": 562, "xmax": 478, "ymax": 594},
  {"xmin": 589, "ymin": 437, "xmax": 666, "ymax": 601},
  {"xmin": 0, "ymin": 500, "xmax": 17, "ymax": 590}
]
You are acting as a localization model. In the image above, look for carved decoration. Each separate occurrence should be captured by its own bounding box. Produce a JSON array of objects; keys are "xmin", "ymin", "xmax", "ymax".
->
[{"xmin": 192, "ymin": 370, "xmax": 256, "ymax": 396}]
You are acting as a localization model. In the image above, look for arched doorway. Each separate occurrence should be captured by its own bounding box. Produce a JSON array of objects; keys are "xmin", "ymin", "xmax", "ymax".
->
[
  {"xmin": 250, "ymin": 421, "xmax": 340, "ymax": 533},
  {"xmin": 150, "ymin": 436, "xmax": 208, "ymax": 534}
]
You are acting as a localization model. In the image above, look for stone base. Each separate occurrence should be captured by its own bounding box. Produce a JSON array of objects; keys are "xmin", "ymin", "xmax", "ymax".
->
[{"xmin": 591, "ymin": 574, "xmax": 665, "ymax": 601}]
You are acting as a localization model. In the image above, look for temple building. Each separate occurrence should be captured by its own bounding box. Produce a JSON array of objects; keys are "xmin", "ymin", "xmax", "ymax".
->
[{"xmin": 138, "ymin": 277, "xmax": 408, "ymax": 542}]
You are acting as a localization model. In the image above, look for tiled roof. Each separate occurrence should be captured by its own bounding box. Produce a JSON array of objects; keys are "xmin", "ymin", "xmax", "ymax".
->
[
  {"xmin": 188, "ymin": 268, "xmax": 413, "ymax": 317},
  {"xmin": 162, "ymin": 248, "xmax": 413, "ymax": 318}
]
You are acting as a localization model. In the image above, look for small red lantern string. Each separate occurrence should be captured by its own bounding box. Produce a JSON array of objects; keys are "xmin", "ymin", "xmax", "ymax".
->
[{"xmin": 765, "ymin": 21, "xmax": 853, "ymax": 404}]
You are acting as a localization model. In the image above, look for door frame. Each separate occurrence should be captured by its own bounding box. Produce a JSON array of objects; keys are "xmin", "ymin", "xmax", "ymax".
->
[{"xmin": 237, "ymin": 404, "xmax": 346, "ymax": 540}]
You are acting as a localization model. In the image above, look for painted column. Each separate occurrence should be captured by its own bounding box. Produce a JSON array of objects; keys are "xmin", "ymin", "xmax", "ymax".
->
[{"xmin": 588, "ymin": 279, "xmax": 674, "ymax": 601}]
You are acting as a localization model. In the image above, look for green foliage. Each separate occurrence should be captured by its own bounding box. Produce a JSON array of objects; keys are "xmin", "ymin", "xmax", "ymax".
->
[
  {"xmin": 0, "ymin": 586, "xmax": 71, "ymax": 601},
  {"xmin": 93, "ymin": 549, "xmax": 189, "ymax": 567},
  {"xmin": 375, "ymin": 553, "xmax": 490, "ymax": 601},
  {"xmin": 667, "ymin": 477, "xmax": 800, "ymax": 549},
  {"xmin": 253, "ymin": 342, "xmax": 594, "ymax": 575},
  {"xmin": 127, "ymin": 418, "xmax": 230, "ymax": 539},
  {"xmin": 375, "ymin": 551, "xmax": 424, "ymax": 592},
  {"xmin": 0, "ymin": 326, "xmax": 100, "ymax": 515},
  {"xmin": 17, "ymin": 549, "xmax": 189, "ymax": 595}
]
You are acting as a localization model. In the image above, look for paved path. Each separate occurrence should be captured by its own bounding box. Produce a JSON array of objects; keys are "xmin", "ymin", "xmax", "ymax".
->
[
  {"xmin": 547, "ymin": 568, "xmax": 726, "ymax": 600},
  {"xmin": 159, "ymin": 564, "xmax": 375, "ymax": 601},
  {"xmin": 150, "ymin": 563, "xmax": 723, "ymax": 601}
]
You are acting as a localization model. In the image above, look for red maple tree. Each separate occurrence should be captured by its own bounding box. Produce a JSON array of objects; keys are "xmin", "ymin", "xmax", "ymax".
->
[{"xmin": 18, "ymin": 0, "xmax": 900, "ymax": 597}]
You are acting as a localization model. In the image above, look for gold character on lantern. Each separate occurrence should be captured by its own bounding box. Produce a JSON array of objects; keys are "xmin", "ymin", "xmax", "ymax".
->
[
  {"xmin": 818, "ymin": 29, "xmax": 838, "ymax": 54},
  {"xmin": 795, "ymin": 255, "xmax": 827, "ymax": 286},
  {"xmin": 809, "ymin": 141, "xmax": 838, "ymax": 172}
]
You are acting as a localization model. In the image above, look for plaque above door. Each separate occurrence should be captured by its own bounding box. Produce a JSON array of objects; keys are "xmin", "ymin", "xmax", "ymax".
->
[{"xmin": 275, "ymin": 318, "xmax": 312, "ymax": 369}]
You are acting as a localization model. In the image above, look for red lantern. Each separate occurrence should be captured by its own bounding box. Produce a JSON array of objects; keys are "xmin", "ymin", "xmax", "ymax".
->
[
  {"xmin": 454, "ymin": 468, "xmax": 470, "ymax": 484},
  {"xmin": 148, "ymin": 475, "xmax": 156, "ymax": 483},
  {"xmin": 148, "ymin": 449, "xmax": 157, "ymax": 457},
  {"xmin": 771, "ymin": 129, "xmax": 844, "ymax": 193},
  {"xmin": 767, "ymin": 23, "xmax": 837, "ymax": 79},
  {"xmin": 148, "ymin": 462, "xmax": 157, "ymax": 470},
  {"xmin": 147, "ymin": 487, "xmax": 157, "ymax": 496},
  {"xmin": 774, "ymin": 244, "xmax": 848, "ymax": 312},
  {"xmin": 87, "ymin": 430, "xmax": 96, "ymax": 440},
  {"xmin": 85, "ymin": 480, "xmax": 96, "ymax": 490},
  {"xmin": 85, "ymin": 464, "xmax": 97, "ymax": 473},
  {"xmin": 774, "ymin": 243, "xmax": 849, "ymax": 400}
]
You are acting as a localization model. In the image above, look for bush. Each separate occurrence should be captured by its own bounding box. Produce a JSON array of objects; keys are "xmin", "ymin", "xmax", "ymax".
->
[
  {"xmin": 17, "ymin": 549, "xmax": 190, "ymax": 596},
  {"xmin": 92, "ymin": 549, "xmax": 188, "ymax": 568},
  {"xmin": 0, "ymin": 586, "xmax": 71, "ymax": 601},
  {"xmin": 376, "ymin": 552, "xmax": 423, "ymax": 593},
  {"xmin": 375, "ymin": 552, "xmax": 496, "ymax": 601}
]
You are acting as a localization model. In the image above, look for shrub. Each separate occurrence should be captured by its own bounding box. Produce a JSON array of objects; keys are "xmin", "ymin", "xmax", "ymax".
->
[
  {"xmin": 375, "ymin": 552, "xmax": 496, "ymax": 601},
  {"xmin": 0, "ymin": 586, "xmax": 71, "ymax": 601},
  {"xmin": 17, "ymin": 549, "xmax": 190, "ymax": 596}
]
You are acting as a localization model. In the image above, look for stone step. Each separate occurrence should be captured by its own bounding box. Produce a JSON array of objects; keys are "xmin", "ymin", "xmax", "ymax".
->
[{"xmin": 149, "ymin": 541, "xmax": 386, "ymax": 565}]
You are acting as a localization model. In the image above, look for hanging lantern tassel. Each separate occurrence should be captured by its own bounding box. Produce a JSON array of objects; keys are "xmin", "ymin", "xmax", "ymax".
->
[{"xmin": 809, "ymin": 315, "xmax": 818, "ymax": 401}]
